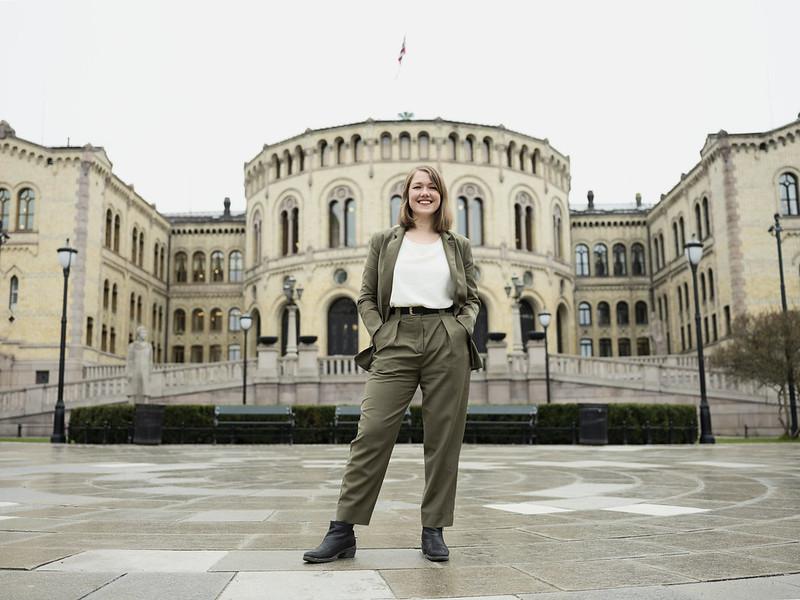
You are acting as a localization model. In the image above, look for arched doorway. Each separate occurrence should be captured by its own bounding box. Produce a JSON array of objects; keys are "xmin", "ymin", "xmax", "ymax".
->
[
  {"xmin": 280, "ymin": 305, "xmax": 301, "ymax": 356},
  {"xmin": 519, "ymin": 299, "xmax": 535, "ymax": 351},
  {"xmin": 327, "ymin": 297, "xmax": 358, "ymax": 355}
]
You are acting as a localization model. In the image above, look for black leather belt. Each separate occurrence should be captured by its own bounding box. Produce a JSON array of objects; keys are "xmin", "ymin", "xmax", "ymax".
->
[{"xmin": 394, "ymin": 305, "xmax": 455, "ymax": 315}]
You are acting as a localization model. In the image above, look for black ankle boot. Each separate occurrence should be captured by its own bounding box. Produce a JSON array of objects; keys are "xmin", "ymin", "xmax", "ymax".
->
[
  {"xmin": 421, "ymin": 526, "xmax": 449, "ymax": 561},
  {"xmin": 303, "ymin": 521, "xmax": 356, "ymax": 563}
]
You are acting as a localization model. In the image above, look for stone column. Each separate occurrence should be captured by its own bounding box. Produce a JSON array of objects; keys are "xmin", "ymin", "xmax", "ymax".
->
[
  {"xmin": 286, "ymin": 304, "xmax": 298, "ymax": 357},
  {"xmin": 296, "ymin": 338, "xmax": 320, "ymax": 405},
  {"xmin": 510, "ymin": 301, "xmax": 523, "ymax": 352}
]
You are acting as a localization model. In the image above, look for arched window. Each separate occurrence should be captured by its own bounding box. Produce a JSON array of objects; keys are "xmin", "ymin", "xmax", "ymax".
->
[
  {"xmin": 553, "ymin": 205, "xmax": 563, "ymax": 258},
  {"xmin": 291, "ymin": 206, "xmax": 299, "ymax": 254},
  {"xmin": 101, "ymin": 325, "xmax": 108, "ymax": 352},
  {"xmin": 173, "ymin": 309, "xmax": 186, "ymax": 334},
  {"xmin": 210, "ymin": 251, "xmax": 224, "ymax": 282},
  {"xmin": 702, "ymin": 196, "xmax": 711, "ymax": 238},
  {"xmin": 111, "ymin": 283, "xmax": 118, "ymax": 313},
  {"xmin": 575, "ymin": 244, "xmax": 590, "ymax": 276},
  {"xmin": 138, "ymin": 232, "xmax": 144, "ymax": 267},
  {"xmin": 352, "ymin": 135, "xmax": 363, "ymax": 162},
  {"xmin": 673, "ymin": 222, "xmax": 680, "ymax": 258},
  {"xmin": 779, "ymin": 173, "xmax": 799, "ymax": 216},
  {"xmin": 9, "ymin": 275, "xmax": 18, "ymax": 310},
  {"xmin": 104, "ymin": 209, "xmax": 112, "ymax": 247},
  {"xmin": 390, "ymin": 194, "xmax": 402, "ymax": 226},
  {"xmin": 327, "ymin": 297, "xmax": 358, "ymax": 356},
  {"xmin": 580, "ymin": 338, "xmax": 593, "ymax": 357},
  {"xmin": 593, "ymin": 243, "xmax": 608, "ymax": 276},
  {"xmin": 447, "ymin": 133, "xmax": 457, "ymax": 160},
  {"xmin": 229, "ymin": 307, "xmax": 241, "ymax": 332},
  {"xmin": 679, "ymin": 216, "xmax": 686, "ymax": 249},
  {"xmin": 418, "ymin": 132, "xmax": 430, "ymax": 159},
  {"xmin": 399, "ymin": 132, "xmax": 410, "ymax": 159},
  {"xmin": 17, "ymin": 188, "xmax": 34, "ymax": 230},
  {"xmin": 153, "ymin": 243, "xmax": 159, "ymax": 275},
  {"xmin": 192, "ymin": 251, "xmax": 206, "ymax": 282},
  {"xmin": 519, "ymin": 145, "xmax": 528, "ymax": 171},
  {"xmin": 113, "ymin": 215, "xmax": 120, "ymax": 252},
  {"xmin": 131, "ymin": 227, "xmax": 138, "ymax": 264},
  {"xmin": 635, "ymin": 301, "xmax": 648, "ymax": 325},
  {"xmin": 329, "ymin": 187, "xmax": 356, "ymax": 248},
  {"xmin": 272, "ymin": 154, "xmax": 281, "ymax": 179},
  {"xmin": 612, "ymin": 243, "xmax": 627, "ymax": 276},
  {"xmin": 318, "ymin": 140, "xmax": 328, "ymax": 167},
  {"xmin": 0, "ymin": 188, "xmax": 9, "ymax": 232},
  {"xmin": 252, "ymin": 211, "xmax": 262, "ymax": 264},
  {"xmin": 708, "ymin": 268, "xmax": 715, "ymax": 300},
  {"xmin": 284, "ymin": 149, "xmax": 293, "ymax": 175},
  {"xmin": 464, "ymin": 136, "xmax": 474, "ymax": 162},
  {"xmin": 506, "ymin": 141, "xmax": 515, "ymax": 167},
  {"xmin": 514, "ymin": 192, "xmax": 534, "ymax": 251},
  {"xmin": 455, "ymin": 184, "xmax": 484, "ymax": 245},
  {"xmin": 86, "ymin": 317, "xmax": 93, "ymax": 346},
  {"xmin": 532, "ymin": 149, "xmax": 539, "ymax": 174},
  {"xmin": 616, "ymin": 301, "xmax": 629, "ymax": 326},
  {"xmin": 129, "ymin": 293, "xmax": 135, "ymax": 321},
  {"xmin": 694, "ymin": 203, "xmax": 703, "ymax": 240},
  {"xmin": 380, "ymin": 133, "xmax": 392, "ymax": 160},
  {"xmin": 110, "ymin": 327, "xmax": 116, "ymax": 354},
  {"xmin": 158, "ymin": 306, "xmax": 163, "ymax": 332},
  {"xmin": 152, "ymin": 303, "xmax": 157, "ymax": 331},
  {"xmin": 578, "ymin": 302, "xmax": 592, "ymax": 326},
  {"xmin": 103, "ymin": 280, "xmax": 110, "ymax": 309},
  {"xmin": 700, "ymin": 273, "xmax": 707, "ymax": 303},
  {"xmin": 210, "ymin": 308, "xmax": 223, "ymax": 332},
  {"xmin": 191, "ymin": 308, "xmax": 204, "ymax": 332},
  {"xmin": 229, "ymin": 251, "xmax": 243, "ymax": 282},
  {"xmin": 482, "ymin": 137, "xmax": 492, "ymax": 164},
  {"xmin": 335, "ymin": 138, "xmax": 345, "ymax": 165},
  {"xmin": 597, "ymin": 302, "xmax": 611, "ymax": 326},
  {"xmin": 175, "ymin": 252, "xmax": 187, "ymax": 283},
  {"xmin": 137, "ymin": 295, "xmax": 142, "ymax": 324},
  {"xmin": 631, "ymin": 243, "xmax": 646, "ymax": 276}
]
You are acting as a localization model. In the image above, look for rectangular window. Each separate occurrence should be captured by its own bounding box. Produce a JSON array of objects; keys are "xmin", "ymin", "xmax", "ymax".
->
[
  {"xmin": 599, "ymin": 338, "xmax": 613, "ymax": 357},
  {"xmin": 209, "ymin": 345, "xmax": 222, "ymax": 362},
  {"xmin": 190, "ymin": 345, "xmax": 204, "ymax": 363},
  {"xmin": 618, "ymin": 338, "xmax": 631, "ymax": 356},
  {"xmin": 579, "ymin": 339, "xmax": 593, "ymax": 357},
  {"xmin": 724, "ymin": 306, "xmax": 731, "ymax": 336},
  {"xmin": 687, "ymin": 324, "xmax": 692, "ymax": 349},
  {"xmin": 35, "ymin": 370, "xmax": 49, "ymax": 384},
  {"xmin": 172, "ymin": 345, "xmax": 185, "ymax": 363},
  {"xmin": 636, "ymin": 337, "xmax": 650, "ymax": 356},
  {"xmin": 228, "ymin": 344, "xmax": 241, "ymax": 361},
  {"xmin": 712, "ymin": 314, "xmax": 718, "ymax": 341},
  {"xmin": 704, "ymin": 316, "xmax": 709, "ymax": 345}
]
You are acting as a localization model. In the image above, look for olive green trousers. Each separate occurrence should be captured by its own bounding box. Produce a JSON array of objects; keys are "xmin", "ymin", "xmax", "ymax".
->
[{"xmin": 336, "ymin": 309, "xmax": 472, "ymax": 527}]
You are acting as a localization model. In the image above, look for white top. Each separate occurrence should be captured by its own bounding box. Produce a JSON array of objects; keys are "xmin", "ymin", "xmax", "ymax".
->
[{"xmin": 389, "ymin": 236, "xmax": 454, "ymax": 308}]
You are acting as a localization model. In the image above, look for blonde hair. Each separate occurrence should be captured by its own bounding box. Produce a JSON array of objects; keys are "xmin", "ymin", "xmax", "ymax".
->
[{"xmin": 397, "ymin": 165, "xmax": 452, "ymax": 233}]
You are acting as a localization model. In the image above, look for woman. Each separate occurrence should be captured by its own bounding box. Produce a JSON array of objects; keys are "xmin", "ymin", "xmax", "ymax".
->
[{"xmin": 303, "ymin": 165, "xmax": 482, "ymax": 564}]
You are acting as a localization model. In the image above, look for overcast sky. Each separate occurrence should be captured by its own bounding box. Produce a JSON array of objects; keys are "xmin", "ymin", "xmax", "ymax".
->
[{"xmin": 2, "ymin": 0, "xmax": 797, "ymax": 214}]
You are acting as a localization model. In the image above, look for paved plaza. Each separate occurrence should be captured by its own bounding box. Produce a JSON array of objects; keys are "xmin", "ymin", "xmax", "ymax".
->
[{"xmin": 0, "ymin": 441, "xmax": 798, "ymax": 599}]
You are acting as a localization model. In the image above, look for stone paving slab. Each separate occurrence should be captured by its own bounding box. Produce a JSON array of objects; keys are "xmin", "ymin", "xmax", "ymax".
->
[{"xmin": 0, "ymin": 441, "xmax": 799, "ymax": 599}]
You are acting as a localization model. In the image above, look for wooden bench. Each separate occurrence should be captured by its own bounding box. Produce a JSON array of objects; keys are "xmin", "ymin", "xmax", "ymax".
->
[
  {"xmin": 333, "ymin": 405, "xmax": 413, "ymax": 443},
  {"xmin": 465, "ymin": 405, "xmax": 538, "ymax": 444},
  {"xmin": 213, "ymin": 405, "xmax": 295, "ymax": 444}
]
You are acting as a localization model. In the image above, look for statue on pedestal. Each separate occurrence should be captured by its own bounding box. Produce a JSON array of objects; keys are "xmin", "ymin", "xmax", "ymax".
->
[{"xmin": 127, "ymin": 325, "xmax": 152, "ymax": 403}]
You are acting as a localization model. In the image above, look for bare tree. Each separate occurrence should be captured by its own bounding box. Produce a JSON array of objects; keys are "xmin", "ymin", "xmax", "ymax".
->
[{"xmin": 710, "ymin": 310, "xmax": 800, "ymax": 437}]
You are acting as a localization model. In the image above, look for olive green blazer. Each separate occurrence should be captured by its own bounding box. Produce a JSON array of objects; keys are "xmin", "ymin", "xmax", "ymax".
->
[{"xmin": 354, "ymin": 225, "xmax": 483, "ymax": 371}]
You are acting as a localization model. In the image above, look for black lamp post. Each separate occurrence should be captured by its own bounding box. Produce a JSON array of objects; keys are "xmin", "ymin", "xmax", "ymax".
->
[
  {"xmin": 684, "ymin": 236, "xmax": 714, "ymax": 444},
  {"xmin": 538, "ymin": 311, "xmax": 552, "ymax": 404},
  {"xmin": 51, "ymin": 239, "xmax": 78, "ymax": 444},
  {"xmin": 768, "ymin": 213, "xmax": 798, "ymax": 437},
  {"xmin": 239, "ymin": 313, "xmax": 253, "ymax": 405}
]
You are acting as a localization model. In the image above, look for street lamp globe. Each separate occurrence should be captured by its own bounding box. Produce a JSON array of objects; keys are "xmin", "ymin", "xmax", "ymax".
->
[
  {"xmin": 57, "ymin": 241, "xmax": 77, "ymax": 270},
  {"xmin": 538, "ymin": 311, "xmax": 552, "ymax": 329},
  {"xmin": 684, "ymin": 237, "xmax": 703, "ymax": 266},
  {"xmin": 239, "ymin": 314, "xmax": 253, "ymax": 331}
]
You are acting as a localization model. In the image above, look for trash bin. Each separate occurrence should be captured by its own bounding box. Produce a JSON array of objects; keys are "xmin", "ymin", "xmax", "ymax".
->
[
  {"xmin": 133, "ymin": 403, "xmax": 165, "ymax": 445},
  {"xmin": 579, "ymin": 404, "xmax": 608, "ymax": 445}
]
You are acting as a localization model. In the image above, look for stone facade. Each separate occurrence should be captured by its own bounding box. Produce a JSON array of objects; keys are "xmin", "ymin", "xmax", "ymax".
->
[{"xmin": 1, "ymin": 116, "xmax": 799, "ymax": 391}]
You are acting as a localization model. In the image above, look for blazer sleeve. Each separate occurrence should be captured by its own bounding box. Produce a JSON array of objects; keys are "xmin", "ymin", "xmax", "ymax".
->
[
  {"xmin": 457, "ymin": 238, "xmax": 481, "ymax": 336},
  {"xmin": 358, "ymin": 232, "xmax": 385, "ymax": 340}
]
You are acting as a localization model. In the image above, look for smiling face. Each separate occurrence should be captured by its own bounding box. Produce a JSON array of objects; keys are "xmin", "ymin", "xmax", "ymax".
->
[{"xmin": 408, "ymin": 169, "xmax": 441, "ymax": 219}]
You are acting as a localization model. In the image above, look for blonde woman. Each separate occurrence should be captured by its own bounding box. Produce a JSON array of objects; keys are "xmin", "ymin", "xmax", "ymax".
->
[{"xmin": 304, "ymin": 165, "xmax": 482, "ymax": 563}]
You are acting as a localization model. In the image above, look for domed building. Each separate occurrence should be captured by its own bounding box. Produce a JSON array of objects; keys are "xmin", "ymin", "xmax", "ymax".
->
[{"xmin": 241, "ymin": 119, "xmax": 575, "ymax": 358}]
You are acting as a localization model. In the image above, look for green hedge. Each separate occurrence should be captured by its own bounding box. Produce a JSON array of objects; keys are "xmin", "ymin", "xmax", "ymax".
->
[{"xmin": 68, "ymin": 402, "xmax": 697, "ymax": 444}]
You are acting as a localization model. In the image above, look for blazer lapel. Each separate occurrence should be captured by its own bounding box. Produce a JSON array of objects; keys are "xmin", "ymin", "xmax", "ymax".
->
[
  {"xmin": 378, "ymin": 226, "xmax": 405, "ymax": 320},
  {"xmin": 443, "ymin": 231, "xmax": 466, "ymax": 309}
]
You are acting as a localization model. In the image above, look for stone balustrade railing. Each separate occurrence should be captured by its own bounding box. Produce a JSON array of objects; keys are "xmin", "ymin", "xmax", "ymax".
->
[
  {"xmin": 0, "ymin": 375, "xmax": 128, "ymax": 420},
  {"xmin": 82, "ymin": 365, "xmax": 126, "ymax": 379},
  {"xmin": 318, "ymin": 355, "xmax": 366, "ymax": 377}
]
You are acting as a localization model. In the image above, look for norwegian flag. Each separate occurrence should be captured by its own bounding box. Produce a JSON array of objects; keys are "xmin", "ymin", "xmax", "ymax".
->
[{"xmin": 397, "ymin": 36, "xmax": 406, "ymax": 64}]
